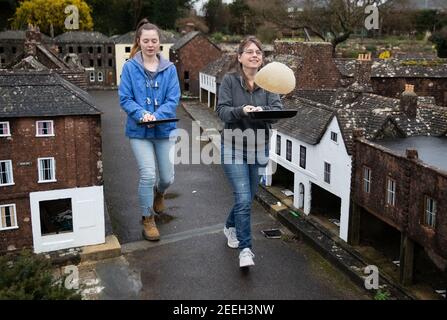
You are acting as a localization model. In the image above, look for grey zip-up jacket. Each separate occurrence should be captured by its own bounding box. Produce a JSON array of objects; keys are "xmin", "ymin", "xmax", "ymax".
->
[{"xmin": 216, "ymin": 72, "xmax": 283, "ymax": 149}]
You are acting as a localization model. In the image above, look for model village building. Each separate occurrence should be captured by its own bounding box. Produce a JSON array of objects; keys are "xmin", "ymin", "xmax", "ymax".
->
[
  {"xmin": 335, "ymin": 57, "xmax": 447, "ymax": 107},
  {"xmin": 54, "ymin": 31, "xmax": 116, "ymax": 89},
  {"xmin": 199, "ymin": 53, "xmax": 237, "ymax": 109},
  {"xmin": 170, "ymin": 31, "xmax": 222, "ymax": 96},
  {"xmin": 0, "ymin": 30, "xmax": 53, "ymax": 68},
  {"xmin": 1, "ymin": 26, "xmax": 87, "ymax": 90},
  {"xmin": 351, "ymin": 127, "xmax": 447, "ymax": 287},
  {"xmin": 0, "ymin": 71, "xmax": 105, "ymax": 254},
  {"xmin": 259, "ymin": 42, "xmax": 447, "ymax": 244}
]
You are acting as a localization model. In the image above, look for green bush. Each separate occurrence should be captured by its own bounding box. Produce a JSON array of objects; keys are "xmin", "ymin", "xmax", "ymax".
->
[
  {"xmin": 0, "ymin": 250, "xmax": 81, "ymax": 300},
  {"xmin": 211, "ymin": 32, "xmax": 224, "ymax": 42},
  {"xmin": 374, "ymin": 289, "xmax": 391, "ymax": 300},
  {"xmin": 256, "ymin": 25, "xmax": 278, "ymax": 44}
]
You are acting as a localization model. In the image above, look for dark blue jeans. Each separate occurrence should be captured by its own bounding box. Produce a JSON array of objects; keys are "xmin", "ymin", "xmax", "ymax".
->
[{"xmin": 221, "ymin": 145, "xmax": 269, "ymax": 250}]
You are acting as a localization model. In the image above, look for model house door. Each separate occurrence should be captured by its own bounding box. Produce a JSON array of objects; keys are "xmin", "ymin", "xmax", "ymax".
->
[{"xmin": 30, "ymin": 186, "xmax": 105, "ymax": 253}]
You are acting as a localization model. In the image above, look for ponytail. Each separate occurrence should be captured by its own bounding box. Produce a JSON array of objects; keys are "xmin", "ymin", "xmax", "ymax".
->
[{"xmin": 130, "ymin": 18, "xmax": 161, "ymax": 58}]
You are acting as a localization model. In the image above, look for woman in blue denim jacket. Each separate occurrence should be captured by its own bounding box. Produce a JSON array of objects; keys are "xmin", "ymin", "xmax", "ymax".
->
[{"xmin": 118, "ymin": 19, "xmax": 180, "ymax": 241}]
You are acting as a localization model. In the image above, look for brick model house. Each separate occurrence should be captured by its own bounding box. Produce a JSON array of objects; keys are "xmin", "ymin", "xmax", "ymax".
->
[
  {"xmin": 0, "ymin": 71, "xmax": 105, "ymax": 253},
  {"xmin": 170, "ymin": 31, "xmax": 222, "ymax": 96},
  {"xmin": 351, "ymin": 129, "xmax": 447, "ymax": 288},
  {"xmin": 0, "ymin": 29, "xmax": 53, "ymax": 68},
  {"xmin": 335, "ymin": 58, "xmax": 447, "ymax": 107},
  {"xmin": 54, "ymin": 31, "xmax": 116, "ymax": 89},
  {"xmin": 2, "ymin": 26, "xmax": 87, "ymax": 90}
]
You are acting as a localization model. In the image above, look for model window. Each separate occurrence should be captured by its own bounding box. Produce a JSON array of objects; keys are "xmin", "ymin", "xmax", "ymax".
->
[
  {"xmin": 386, "ymin": 178, "xmax": 396, "ymax": 206},
  {"xmin": 38, "ymin": 157, "xmax": 56, "ymax": 183},
  {"xmin": 299, "ymin": 146, "xmax": 306, "ymax": 169},
  {"xmin": 363, "ymin": 166, "xmax": 371, "ymax": 193},
  {"xmin": 286, "ymin": 140, "xmax": 292, "ymax": 161},
  {"xmin": 36, "ymin": 120, "xmax": 54, "ymax": 137},
  {"xmin": 424, "ymin": 196, "xmax": 437, "ymax": 228},
  {"xmin": 331, "ymin": 131, "xmax": 338, "ymax": 142},
  {"xmin": 0, "ymin": 160, "xmax": 14, "ymax": 186},
  {"xmin": 276, "ymin": 135, "xmax": 281, "ymax": 155},
  {"xmin": 324, "ymin": 162, "xmax": 331, "ymax": 184},
  {"xmin": 0, "ymin": 204, "xmax": 18, "ymax": 230},
  {"xmin": 0, "ymin": 121, "xmax": 11, "ymax": 137}
]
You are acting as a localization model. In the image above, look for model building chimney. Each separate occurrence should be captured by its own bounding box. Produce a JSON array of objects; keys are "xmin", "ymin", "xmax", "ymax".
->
[
  {"xmin": 400, "ymin": 84, "xmax": 418, "ymax": 118},
  {"xmin": 24, "ymin": 24, "xmax": 42, "ymax": 57},
  {"xmin": 349, "ymin": 53, "xmax": 373, "ymax": 93}
]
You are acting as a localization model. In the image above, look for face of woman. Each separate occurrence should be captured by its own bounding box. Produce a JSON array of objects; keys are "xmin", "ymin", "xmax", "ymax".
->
[
  {"xmin": 238, "ymin": 42, "xmax": 263, "ymax": 70},
  {"xmin": 138, "ymin": 29, "xmax": 160, "ymax": 57}
]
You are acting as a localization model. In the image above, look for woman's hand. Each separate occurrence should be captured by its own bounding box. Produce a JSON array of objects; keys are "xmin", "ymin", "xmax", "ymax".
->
[
  {"xmin": 243, "ymin": 105, "xmax": 263, "ymax": 113},
  {"xmin": 142, "ymin": 113, "xmax": 157, "ymax": 128},
  {"xmin": 142, "ymin": 113, "xmax": 156, "ymax": 122}
]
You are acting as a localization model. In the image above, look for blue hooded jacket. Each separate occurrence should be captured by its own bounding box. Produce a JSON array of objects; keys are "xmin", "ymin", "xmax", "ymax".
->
[{"xmin": 118, "ymin": 51, "xmax": 181, "ymax": 138}]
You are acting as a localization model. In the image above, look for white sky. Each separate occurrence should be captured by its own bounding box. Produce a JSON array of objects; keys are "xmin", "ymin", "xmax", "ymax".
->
[{"xmin": 193, "ymin": 0, "xmax": 235, "ymax": 16}]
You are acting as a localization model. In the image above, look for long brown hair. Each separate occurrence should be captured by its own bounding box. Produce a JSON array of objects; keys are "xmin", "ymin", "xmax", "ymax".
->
[
  {"xmin": 130, "ymin": 18, "xmax": 161, "ymax": 58},
  {"xmin": 237, "ymin": 36, "xmax": 264, "ymax": 91}
]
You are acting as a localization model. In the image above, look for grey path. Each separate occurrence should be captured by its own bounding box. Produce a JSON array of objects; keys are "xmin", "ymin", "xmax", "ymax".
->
[{"xmin": 88, "ymin": 90, "xmax": 368, "ymax": 300}]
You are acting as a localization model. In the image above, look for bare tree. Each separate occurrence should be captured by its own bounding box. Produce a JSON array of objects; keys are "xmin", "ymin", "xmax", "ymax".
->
[{"xmin": 247, "ymin": 0, "xmax": 408, "ymax": 55}]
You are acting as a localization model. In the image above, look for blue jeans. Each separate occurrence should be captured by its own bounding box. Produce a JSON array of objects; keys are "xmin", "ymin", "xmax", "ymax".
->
[
  {"xmin": 130, "ymin": 138, "xmax": 175, "ymax": 217},
  {"xmin": 221, "ymin": 145, "xmax": 269, "ymax": 250}
]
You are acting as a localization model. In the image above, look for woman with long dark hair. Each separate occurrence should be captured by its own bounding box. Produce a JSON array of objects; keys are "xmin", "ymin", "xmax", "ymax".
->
[
  {"xmin": 118, "ymin": 19, "xmax": 180, "ymax": 241},
  {"xmin": 217, "ymin": 36, "xmax": 283, "ymax": 267}
]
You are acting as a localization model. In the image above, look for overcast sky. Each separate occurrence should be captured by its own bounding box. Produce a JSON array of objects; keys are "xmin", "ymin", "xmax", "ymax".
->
[{"xmin": 193, "ymin": 0, "xmax": 235, "ymax": 16}]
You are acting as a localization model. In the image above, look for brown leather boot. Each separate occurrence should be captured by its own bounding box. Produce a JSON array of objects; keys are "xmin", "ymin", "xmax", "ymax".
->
[
  {"xmin": 153, "ymin": 191, "xmax": 166, "ymax": 213},
  {"xmin": 142, "ymin": 216, "xmax": 160, "ymax": 241}
]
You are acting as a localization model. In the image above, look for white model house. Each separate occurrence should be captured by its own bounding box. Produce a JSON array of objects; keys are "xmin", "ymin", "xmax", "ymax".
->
[
  {"xmin": 199, "ymin": 54, "xmax": 237, "ymax": 109},
  {"xmin": 265, "ymin": 94, "xmax": 352, "ymax": 241}
]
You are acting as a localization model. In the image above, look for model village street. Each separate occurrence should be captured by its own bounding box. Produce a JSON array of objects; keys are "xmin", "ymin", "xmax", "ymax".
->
[{"xmin": 80, "ymin": 90, "xmax": 370, "ymax": 300}]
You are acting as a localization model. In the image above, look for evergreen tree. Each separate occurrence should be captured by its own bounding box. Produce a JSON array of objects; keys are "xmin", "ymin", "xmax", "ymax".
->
[{"xmin": 0, "ymin": 250, "xmax": 81, "ymax": 300}]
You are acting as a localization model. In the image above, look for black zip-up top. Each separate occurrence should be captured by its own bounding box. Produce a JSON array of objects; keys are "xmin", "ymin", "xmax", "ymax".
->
[{"xmin": 216, "ymin": 72, "xmax": 283, "ymax": 150}]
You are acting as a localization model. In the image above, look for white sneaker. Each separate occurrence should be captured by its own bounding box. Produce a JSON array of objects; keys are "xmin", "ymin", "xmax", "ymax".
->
[
  {"xmin": 224, "ymin": 227, "xmax": 239, "ymax": 249},
  {"xmin": 239, "ymin": 248, "xmax": 255, "ymax": 267}
]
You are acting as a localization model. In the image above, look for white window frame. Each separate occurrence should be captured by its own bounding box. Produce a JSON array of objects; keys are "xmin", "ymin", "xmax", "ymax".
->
[
  {"xmin": 386, "ymin": 178, "xmax": 396, "ymax": 206},
  {"xmin": 424, "ymin": 196, "xmax": 437, "ymax": 228},
  {"xmin": 363, "ymin": 166, "xmax": 371, "ymax": 193},
  {"xmin": 36, "ymin": 120, "xmax": 54, "ymax": 137},
  {"xmin": 324, "ymin": 162, "xmax": 331, "ymax": 184},
  {"xmin": 330, "ymin": 131, "xmax": 338, "ymax": 143},
  {"xmin": 0, "ymin": 121, "xmax": 11, "ymax": 137},
  {"xmin": 89, "ymin": 71, "xmax": 95, "ymax": 82},
  {"xmin": 38, "ymin": 157, "xmax": 56, "ymax": 183},
  {"xmin": 0, "ymin": 203, "xmax": 18, "ymax": 230},
  {"xmin": 0, "ymin": 160, "xmax": 14, "ymax": 186},
  {"xmin": 97, "ymin": 71, "xmax": 104, "ymax": 82}
]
